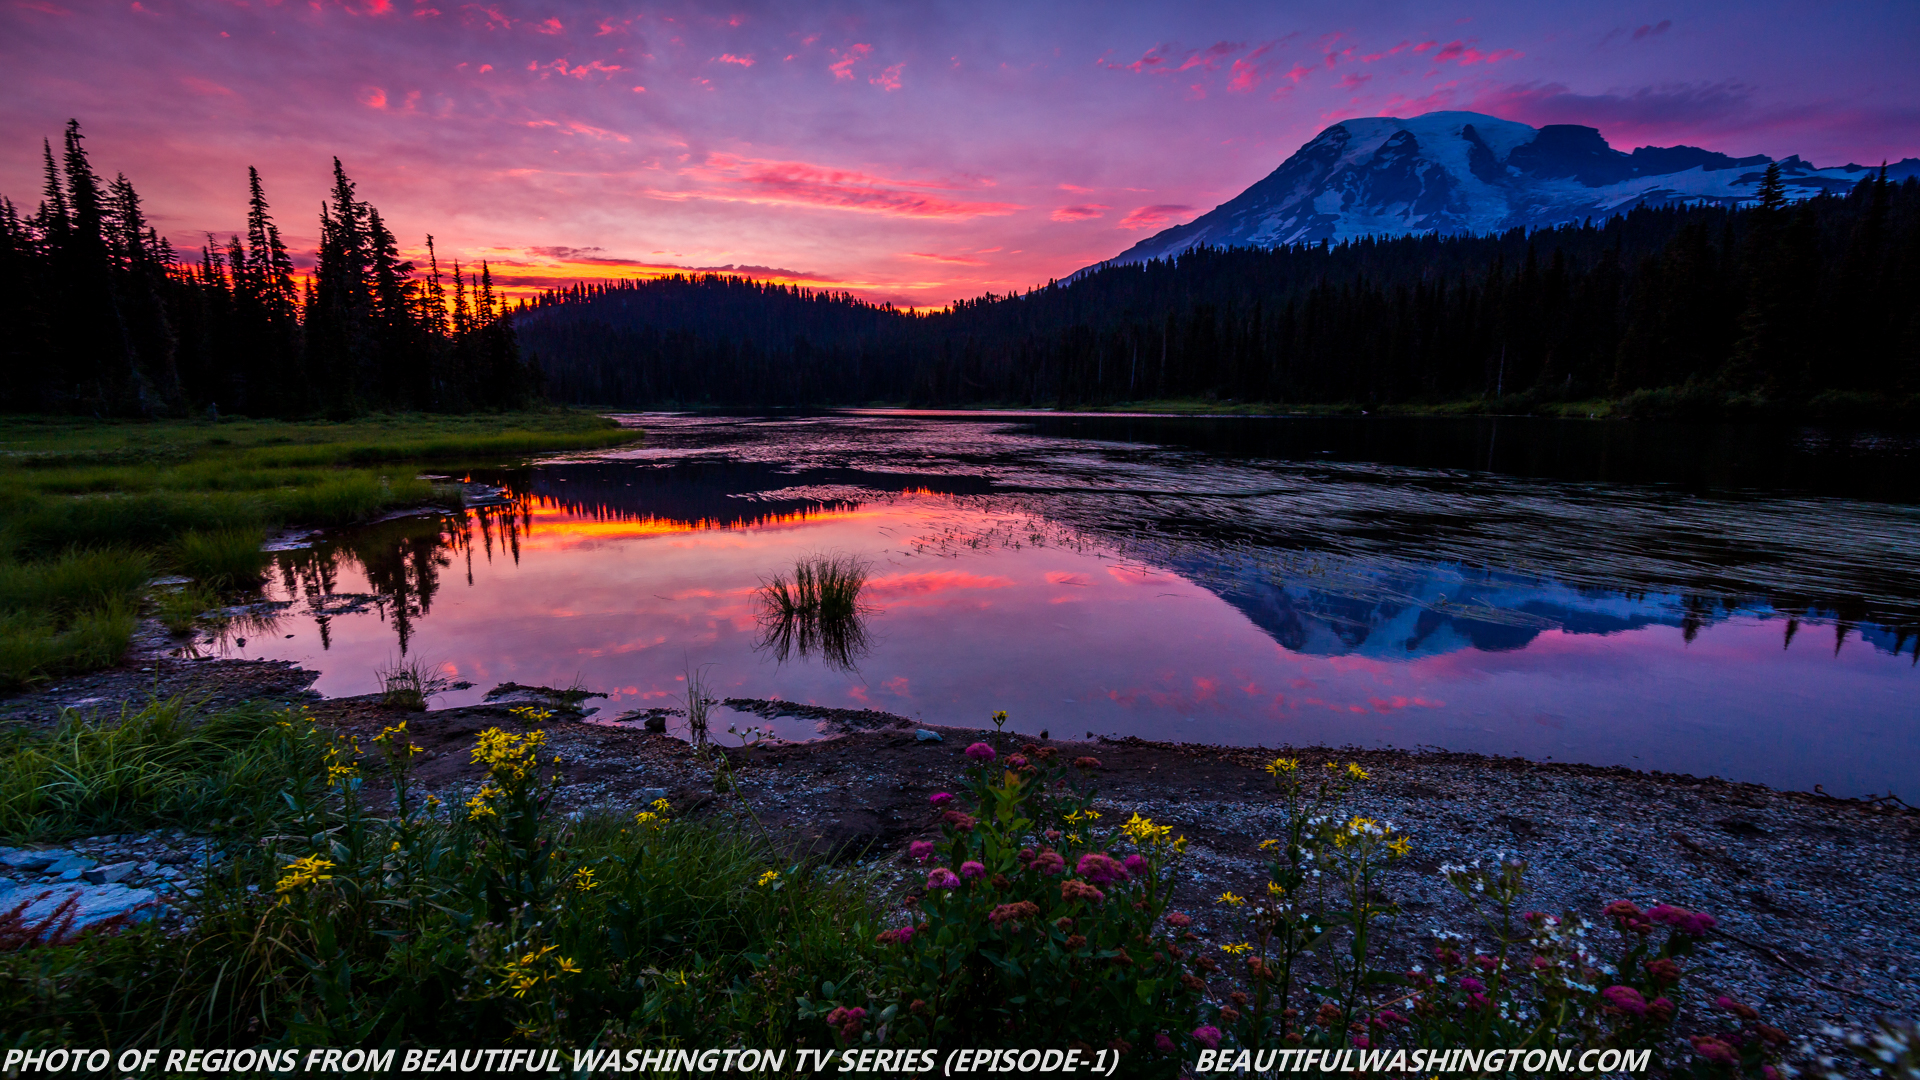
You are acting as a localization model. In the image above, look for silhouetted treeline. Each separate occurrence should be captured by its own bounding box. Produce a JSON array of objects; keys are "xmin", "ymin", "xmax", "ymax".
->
[
  {"xmin": 518, "ymin": 167, "xmax": 1920, "ymax": 412},
  {"xmin": 0, "ymin": 120, "xmax": 540, "ymax": 417}
]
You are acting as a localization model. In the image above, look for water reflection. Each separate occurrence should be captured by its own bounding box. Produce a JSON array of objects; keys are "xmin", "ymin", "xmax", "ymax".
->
[
  {"xmin": 228, "ymin": 413, "xmax": 1919, "ymax": 798},
  {"xmin": 754, "ymin": 555, "xmax": 875, "ymax": 672}
]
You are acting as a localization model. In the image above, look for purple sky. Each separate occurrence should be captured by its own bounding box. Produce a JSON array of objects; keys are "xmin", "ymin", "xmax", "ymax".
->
[{"xmin": 3, "ymin": 0, "xmax": 1915, "ymax": 305}]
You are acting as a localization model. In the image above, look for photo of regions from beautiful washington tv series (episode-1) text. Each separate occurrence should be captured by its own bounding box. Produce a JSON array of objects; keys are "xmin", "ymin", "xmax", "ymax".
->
[{"xmin": 1, "ymin": 0, "xmax": 1918, "ymax": 1076}]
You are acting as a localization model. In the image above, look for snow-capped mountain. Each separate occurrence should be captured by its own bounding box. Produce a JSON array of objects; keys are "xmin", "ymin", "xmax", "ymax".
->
[{"xmin": 1097, "ymin": 111, "xmax": 1918, "ymax": 268}]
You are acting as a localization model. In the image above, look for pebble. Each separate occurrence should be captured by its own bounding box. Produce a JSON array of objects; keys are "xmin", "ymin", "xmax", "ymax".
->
[{"xmin": 915, "ymin": 729, "xmax": 944, "ymax": 742}]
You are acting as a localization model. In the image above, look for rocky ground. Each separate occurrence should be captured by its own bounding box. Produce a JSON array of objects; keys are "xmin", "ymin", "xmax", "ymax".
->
[{"xmin": 4, "ymin": 657, "xmax": 1916, "ymax": 1072}]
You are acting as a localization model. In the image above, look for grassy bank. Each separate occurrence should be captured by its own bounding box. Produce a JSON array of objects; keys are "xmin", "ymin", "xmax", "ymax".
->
[{"xmin": 0, "ymin": 411, "xmax": 638, "ymax": 689}]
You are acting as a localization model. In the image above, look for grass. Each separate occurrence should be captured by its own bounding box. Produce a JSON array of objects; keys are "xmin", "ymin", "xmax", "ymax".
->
[
  {"xmin": 0, "ymin": 697, "xmax": 324, "ymax": 840},
  {"xmin": 376, "ymin": 655, "xmax": 450, "ymax": 710},
  {"xmin": 757, "ymin": 554, "xmax": 873, "ymax": 671},
  {"xmin": 0, "ymin": 410, "xmax": 639, "ymax": 687},
  {"xmin": 0, "ymin": 703, "xmax": 883, "ymax": 1048}
]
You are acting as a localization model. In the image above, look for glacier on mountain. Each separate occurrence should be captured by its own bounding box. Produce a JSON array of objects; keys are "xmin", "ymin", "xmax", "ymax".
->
[{"xmin": 1096, "ymin": 111, "xmax": 1918, "ymax": 270}]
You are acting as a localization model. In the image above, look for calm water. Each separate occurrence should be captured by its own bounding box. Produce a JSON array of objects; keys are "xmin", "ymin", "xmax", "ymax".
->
[{"xmin": 230, "ymin": 412, "xmax": 1919, "ymax": 799}]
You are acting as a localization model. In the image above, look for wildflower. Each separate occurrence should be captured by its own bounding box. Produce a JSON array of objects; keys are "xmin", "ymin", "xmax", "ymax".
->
[
  {"xmin": 555, "ymin": 956, "xmax": 580, "ymax": 975},
  {"xmin": 941, "ymin": 810, "xmax": 977, "ymax": 832},
  {"xmin": 1646, "ymin": 997, "xmax": 1676, "ymax": 1024},
  {"xmin": 1216, "ymin": 891, "xmax": 1246, "ymax": 907},
  {"xmin": 909, "ymin": 840, "xmax": 935, "ymax": 863},
  {"xmin": 1644, "ymin": 957, "xmax": 1683, "ymax": 985},
  {"xmin": 965, "ymin": 742, "xmax": 996, "ymax": 762},
  {"xmin": 1076, "ymin": 853, "xmax": 1129, "ymax": 885},
  {"xmin": 1060, "ymin": 879, "xmax": 1106, "ymax": 904},
  {"xmin": 988, "ymin": 901, "xmax": 1040, "ymax": 927},
  {"xmin": 1073, "ymin": 756, "xmax": 1101, "ymax": 770},
  {"xmin": 1065, "ymin": 934, "xmax": 1087, "ymax": 949},
  {"xmin": 1166, "ymin": 912, "xmax": 1191, "ymax": 928},
  {"xmin": 1688, "ymin": 1037, "xmax": 1739, "ymax": 1067},
  {"xmin": 1191, "ymin": 1026, "xmax": 1222, "ymax": 1050},
  {"xmin": 927, "ymin": 868, "xmax": 961, "ymax": 890},
  {"xmin": 1029, "ymin": 850, "xmax": 1065, "ymax": 875},
  {"xmin": 876, "ymin": 925, "xmax": 918, "ymax": 945},
  {"xmin": 757, "ymin": 869, "xmax": 781, "ymax": 887},
  {"xmin": 960, "ymin": 860, "xmax": 987, "ymax": 880},
  {"xmin": 1122, "ymin": 812, "xmax": 1174, "ymax": 846},
  {"xmin": 1153, "ymin": 1034, "xmax": 1175, "ymax": 1054},
  {"xmin": 825, "ymin": 1006, "xmax": 867, "ymax": 1040},
  {"xmin": 466, "ymin": 790, "xmax": 498, "ymax": 821},
  {"xmin": 1387, "ymin": 836, "xmax": 1412, "ymax": 857},
  {"xmin": 572, "ymin": 867, "xmax": 601, "ymax": 891},
  {"xmin": 1258, "ymin": 838, "xmax": 1280, "ymax": 850},
  {"xmin": 1266, "ymin": 881, "xmax": 1284, "ymax": 897},
  {"xmin": 1266, "ymin": 757, "xmax": 1300, "ymax": 776},
  {"xmin": 1346, "ymin": 762, "xmax": 1369, "ymax": 780},
  {"xmin": 1648, "ymin": 903, "xmax": 1718, "ymax": 936},
  {"xmin": 1123, "ymin": 853, "xmax": 1147, "ymax": 876},
  {"xmin": 1715, "ymin": 995, "xmax": 1760, "ymax": 1021},
  {"xmin": 929, "ymin": 792, "xmax": 954, "ymax": 807},
  {"xmin": 1601, "ymin": 985, "xmax": 1648, "ymax": 1017},
  {"xmin": 275, "ymin": 854, "xmax": 335, "ymax": 897},
  {"xmin": 1222, "ymin": 942, "xmax": 1253, "ymax": 955},
  {"xmin": 633, "ymin": 810, "xmax": 663, "ymax": 829},
  {"xmin": 650, "ymin": 797, "xmax": 671, "ymax": 813}
]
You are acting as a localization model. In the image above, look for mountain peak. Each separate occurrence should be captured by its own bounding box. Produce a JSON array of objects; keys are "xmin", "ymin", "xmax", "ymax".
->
[{"xmin": 1091, "ymin": 111, "xmax": 1914, "ymax": 272}]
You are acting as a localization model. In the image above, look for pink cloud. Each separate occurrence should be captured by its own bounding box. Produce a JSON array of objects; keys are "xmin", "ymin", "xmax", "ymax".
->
[
  {"xmin": 1117, "ymin": 204, "xmax": 1192, "ymax": 230},
  {"xmin": 684, "ymin": 155, "xmax": 1021, "ymax": 219},
  {"xmin": 715, "ymin": 53, "xmax": 753, "ymax": 67},
  {"xmin": 358, "ymin": 86, "xmax": 388, "ymax": 109},
  {"xmin": 871, "ymin": 62, "xmax": 903, "ymax": 91},
  {"xmin": 907, "ymin": 251, "xmax": 988, "ymax": 264},
  {"xmin": 1337, "ymin": 72, "xmax": 1371, "ymax": 91},
  {"xmin": 1050, "ymin": 204, "xmax": 1108, "ymax": 222},
  {"xmin": 533, "ymin": 16, "xmax": 562, "ymax": 34},
  {"xmin": 830, "ymin": 42, "xmax": 872, "ymax": 81},
  {"xmin": 181, "ymin": 75, "xmax": 235, "ymax": 97}
]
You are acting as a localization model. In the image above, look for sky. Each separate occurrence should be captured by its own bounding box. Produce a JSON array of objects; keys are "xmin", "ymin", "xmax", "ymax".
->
[{"xmin": 3, "ymin": 0, "xmax": 1917, "ymax": 307}]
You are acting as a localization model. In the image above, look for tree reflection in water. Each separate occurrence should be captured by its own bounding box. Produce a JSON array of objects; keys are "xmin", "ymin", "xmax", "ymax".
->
[{"xmin": 754, "ymin": 554, "xmax": 875, "ymax": 672}]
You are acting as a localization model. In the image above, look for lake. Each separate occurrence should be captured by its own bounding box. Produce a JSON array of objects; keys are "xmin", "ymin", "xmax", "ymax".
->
[{"xmin": 231, "ymin": 411, "xmax": 1919, "ymax": 800}]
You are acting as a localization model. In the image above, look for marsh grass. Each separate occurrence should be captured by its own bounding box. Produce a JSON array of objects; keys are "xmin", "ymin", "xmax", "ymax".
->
[
  {"xmin": 0, "ymin": 411, "xmax": 638, "ymax": 683},
  {"xmin": 154, "ymin": 583, "xmax": 219, "ymax": 636},
  {"xmin": 756, "ymin": 553, "xmax": 873, "ymax": 671},
  {"xmin": 169, "ymin": 529, "xmax": 268, "ymax": 590},
  {"xmin": 376, "ymin": 655, "xmax": 450, "ymax": 710}
]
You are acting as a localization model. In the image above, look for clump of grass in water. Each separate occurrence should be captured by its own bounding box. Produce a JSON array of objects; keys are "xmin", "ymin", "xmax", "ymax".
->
[
  {"xmin": 155, "ymin": 582, "xmax": 220, "ymax": 637},
  {"xmin": 756, "ymin": 554, "xmax": 873, "ymax": 671},
  {"xmin": 684, "ymin": 664, "xmax": 715, "ymax": 745},
  {"xmin": 378, "ymin": 656, "xmax": 450, "ymax": 711}
]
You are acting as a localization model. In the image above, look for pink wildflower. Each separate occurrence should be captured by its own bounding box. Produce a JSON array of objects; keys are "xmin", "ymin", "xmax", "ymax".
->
[
  {"xmin": 1601, "ymin": 985, "xmax": 1648, "ymax": 1016},
  {"xmin": 1123, "ymin": 853, "xmax": 1147, "ymax": 876},
  {"xmin": 1060, "ymin": 879, "xmax": 1106, "ymax": 904},
  {"xmin": 965, "ymin": 742, "xmax": 996, "ymax": 761},
  {"xmin": 1076, "ymin": 852, "xmax": 1129, "ymax": 885},
  {"xmin": 941, "ymin": 810, "xmax": 976, "ymax": 832},
  {"xmin": 1190, "ymin": 1026, "xmax": 1221, "ymax": 1050},
  {"xmin": 1352, "ymin": 1036, "xmax": 1371, "ymax": 1049},
  {"xmin": 1153, "ymin": 1033, "xmax": 1175, "ymax": 1054},
  {"xmin": 825, "ymin": 1005, "xmax": 867, "ymax": 1040},
  {"xmin": 908, "ymin": 840, "xmax": 934, "ymax": 863},
  {"xmin": 960, "ymin": 860, "xmax": 987, "ymax": 880},
  {"xmin": 1647, "ymin": 997, "xmax": 1676, "ymax": 1024},
  {"xmin": 1074, "ymin": 756, "xmax": 1101, "ymax": 770},
  {"xmin": 1459, "ymin": 977, "xmax": 1485, "ymax": 994},
  {"xmin": 1007, "ymin": 754, "xmax": 1029, "ymax": 769},
  {"xmin": 929, "ymin": 792, "xmax": 954, "ymax": 807},
  {"xmin": 1030, "ymin": 849, "xmax": 1065, "ymax": 875},
  {"xmin": 1689, "ymin": 1036, "xmax": 1739, "ymax": 1066},
  {"xmin": 988, "ymin": 900, "xmax": 1040, "ymax": 927},
  {"xmin": 927, "ymin": 868, "xmax": 961, "ymax": 890},
  {"xmin": 1166, "ymin": 912, "xmax": 1192, "ymax": 927},
  {"xmin": 1648, "ymin": 904, "xmax": 1718, "ymax": 936}
]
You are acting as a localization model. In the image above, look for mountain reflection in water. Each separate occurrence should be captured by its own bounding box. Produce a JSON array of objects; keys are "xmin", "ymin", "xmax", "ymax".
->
[{"xmin": 235, "ymin": 413, "xmax": 1918, "ymax": 800}]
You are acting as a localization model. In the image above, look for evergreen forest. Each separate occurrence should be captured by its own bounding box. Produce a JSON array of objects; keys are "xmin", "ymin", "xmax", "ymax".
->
[
  {"xmin": 0, "ymin": 121, "xmax": 541, "ymax": 418},
  {"xmin": 518, "ymin": 165, "xmax": 1919, "ymax": 415}
]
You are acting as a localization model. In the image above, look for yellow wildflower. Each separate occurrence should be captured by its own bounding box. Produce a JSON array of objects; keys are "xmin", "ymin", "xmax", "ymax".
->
[
  {"xmin": 1222, "ymin": 942, "xmax": 1254, "ymax": 955},
  {"xmin": 1266, "ymin": 757, "xmax": 1300, "ymax": 776},
  {"xmin": 466, "ymin": 789, "xmax": 499, "ymax": 821},
  {"xmin": 1216, "ymin": 891, "xmax": 1246, "ymax": 907},
  {"xmin": 1387, "ymin": 836, "xmax": 1412, "ymax": 857},
  {"xmin": 275, "ymin": 854, "xmax": 335, "ymax": 897},
  {"xmin": 572, "ymin": 867, "xmax": 601, "ymax": 891},
  {"xmin": 1122, "ymin": 813, "xmax": 1175, "ymax": 846},
  {"xmin": 1266, "ymin": 881, "xmax": 1285, "ymax": 897},
  {"xmin": 634, "ymin": 810, "xmax": 663, "ymax": 830},
  {"xmin": 650, "ymin": 797, "xmax": 672, "ymax": 813},
  {"xmin": 1257, "ymin": 838, "xmax": 1280, "ymax": 850},
  {"xmin": 757, "ymin": 870, "xmax": 781, "ymax": 887},
  {"xmin": 1346, "ymin": 762, "xmax": 1369, "ymax": 781},
  {"xmin": 555, "ymin": 956, "xmax": 581, "ymax": 975}
]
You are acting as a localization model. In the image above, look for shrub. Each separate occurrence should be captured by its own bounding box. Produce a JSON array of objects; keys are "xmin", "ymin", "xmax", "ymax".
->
[{"xmin": 819, "ymin": 739, "xmax": 1206, "ymax": 1072}]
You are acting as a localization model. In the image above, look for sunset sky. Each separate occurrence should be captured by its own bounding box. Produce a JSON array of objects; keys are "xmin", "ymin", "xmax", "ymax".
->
[{"xmin": 3, "ymin": 0, "xmax": 1916, "ymax": 307}]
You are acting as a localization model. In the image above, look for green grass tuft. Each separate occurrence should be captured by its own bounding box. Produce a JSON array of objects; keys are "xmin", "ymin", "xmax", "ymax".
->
[{"xmin": 169, "ymin": 529, "xmax": 268, "ymax": 590}]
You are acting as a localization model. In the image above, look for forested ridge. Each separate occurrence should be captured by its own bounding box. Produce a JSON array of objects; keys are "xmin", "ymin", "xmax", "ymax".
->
[
  {"xmin": 0, "ymin": 120, "xmax": 540, "ymax": 418},
  {"xmin": 519, "ymin": 165, "xmax": 1920, "ymax": 414}
]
